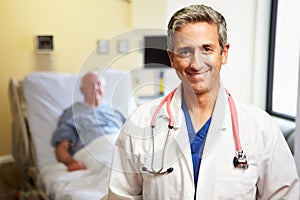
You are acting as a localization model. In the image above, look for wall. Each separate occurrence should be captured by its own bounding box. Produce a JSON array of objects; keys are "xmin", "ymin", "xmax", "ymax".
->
[
  {"xmin": 294, "ymin": 36, "xmax": 300, "ymax": 177},
  {"xmin": 0, "ymin": 0, "xmax": 130, "ymax": 155},
  {"xmin": 294, "ymin": 47, "xmax": 300, "ymax": 176},
  {"xmin": 131, "ymin": 0, "xmax": 167, "ymax": 29}
]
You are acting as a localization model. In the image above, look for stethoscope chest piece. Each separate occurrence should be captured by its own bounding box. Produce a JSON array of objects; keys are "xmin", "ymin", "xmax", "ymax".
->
[{"xmin": 233, "ymin": 150, "xmax": 249, "ymax": 169}]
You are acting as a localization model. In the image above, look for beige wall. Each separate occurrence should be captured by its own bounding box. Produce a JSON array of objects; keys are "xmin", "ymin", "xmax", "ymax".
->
[
  {"xmin": 131, "ymin": 0, "xmax": 167, "ymax": 29},
  {"xmin": 0, "ymin": 0, "xmax": 131, "ymax": 155}
]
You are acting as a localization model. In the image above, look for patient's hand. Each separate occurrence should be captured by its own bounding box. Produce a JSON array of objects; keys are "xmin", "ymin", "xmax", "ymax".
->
[
  {"xmin": 55, "ymin": 141, "xmax": 87, "ymax": 171},
  {"xmin": 67, "ymin": 160, "xmax": 86, "ymax": 171}
]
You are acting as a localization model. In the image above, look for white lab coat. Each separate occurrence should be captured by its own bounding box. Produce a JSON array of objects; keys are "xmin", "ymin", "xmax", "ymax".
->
[{"xmin": 108, "ymin": 84, "xmax": 299, "ymax": 200}]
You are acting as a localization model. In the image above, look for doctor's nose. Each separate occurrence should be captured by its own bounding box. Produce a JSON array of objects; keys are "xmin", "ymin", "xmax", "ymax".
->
[{"xmin": 190, "ymin": 50, "xmax": 205, "ymax": 69}]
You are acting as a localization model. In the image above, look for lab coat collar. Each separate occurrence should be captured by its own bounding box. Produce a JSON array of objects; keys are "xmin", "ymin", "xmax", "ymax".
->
[
  {"xmin": 152, "ymin": 82, "xmax": 230, "ymax": 184},
  {"xmin": 152, "ymin": 86, "xmax": 182, "ymax": 129},
  {"xmin": 167, "ymin": 82, "xmax": 230, "ymax": 130},
  {"xmin": 168, "ymin": 82, "xmax": 231, "ymax": 157},
  {"xmin": 169, "ymin": 82, "xmax": 230, "ymax": 184},
  {"xmin": 168, "ymin": 85, "xmax": 183, "ymax": 129},
  {"xmin": 155, "ymin": 82, "xmax": 230, "ymax": 156},
  {"xmin": 202, "ymin": 82, "xmax": 230, "ymax": 155}
]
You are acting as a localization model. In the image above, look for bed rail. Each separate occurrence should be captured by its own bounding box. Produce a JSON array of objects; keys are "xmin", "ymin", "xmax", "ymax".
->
[
  {"xmin": 8, "ymin": 78, "xmax": 49, "ymax": 199},
  {"xmin": 9, "ymin": 78, "xmax": 31, "ymax": 166}
]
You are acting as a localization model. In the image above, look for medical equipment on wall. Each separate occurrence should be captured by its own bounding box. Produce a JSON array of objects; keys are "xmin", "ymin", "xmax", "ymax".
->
[{"xmin": 142, "ymin": 88, "xmax": 249, "ymax": 176}]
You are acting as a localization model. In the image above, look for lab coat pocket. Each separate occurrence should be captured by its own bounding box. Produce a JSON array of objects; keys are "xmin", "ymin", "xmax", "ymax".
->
[
  {"xmin": 214, "ymin": 165, "xmax": 258, "ymax": 200},
  {"xmin": 142, "ymin": 171, "xmax": 181, "ymax": 200}
]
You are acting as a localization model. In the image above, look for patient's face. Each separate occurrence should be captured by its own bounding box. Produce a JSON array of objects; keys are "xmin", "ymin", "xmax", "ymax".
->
[{"xmin": 80, "ymin": 73, "xmax": 104, "ymax": 107}]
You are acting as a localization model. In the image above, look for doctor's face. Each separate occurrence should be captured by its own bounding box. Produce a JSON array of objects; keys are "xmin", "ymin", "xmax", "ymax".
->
[{"xmin": 168, "ymin": 22, "xmax": 229, "ymax": 95}]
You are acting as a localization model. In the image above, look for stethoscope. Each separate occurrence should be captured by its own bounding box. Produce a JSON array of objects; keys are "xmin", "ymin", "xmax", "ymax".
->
[{"xmin": 142, "ymin": 88, "xmax": 249, "ymax": 176}]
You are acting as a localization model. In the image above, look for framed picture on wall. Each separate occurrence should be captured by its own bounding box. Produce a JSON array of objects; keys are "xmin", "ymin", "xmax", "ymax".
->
[{"xmin": 36, "ymin": 35, "xmax": 53, "ymax": 53}]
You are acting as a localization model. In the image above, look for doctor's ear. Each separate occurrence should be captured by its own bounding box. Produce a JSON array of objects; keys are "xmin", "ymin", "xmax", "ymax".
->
[
  {"xmin": 221, "ymin": 43, "xmax": 230, "ymax": 65},
  {"xmin": 167, "ymin": 50, "xmax": 174, "ymax": 68}
]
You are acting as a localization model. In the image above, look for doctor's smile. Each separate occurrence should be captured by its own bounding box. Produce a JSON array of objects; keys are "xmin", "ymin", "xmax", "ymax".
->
[{"xmin": 185, "ymin": 67, "xmax": 211, "ymax": 82}]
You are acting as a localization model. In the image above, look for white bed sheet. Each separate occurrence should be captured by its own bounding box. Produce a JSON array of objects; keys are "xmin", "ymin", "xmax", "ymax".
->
[{"xmin": 40, "ymin": 134, "xmax": 118, "ymax": 200}]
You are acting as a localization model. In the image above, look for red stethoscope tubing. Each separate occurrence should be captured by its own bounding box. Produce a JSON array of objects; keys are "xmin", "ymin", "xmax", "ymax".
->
[
  {"xmin": 225, "ymin": 89, "xmax": 242, "ymax": 151},
  {"xmin": 151, "ymin": 88, "xmax": 242, "ymax": 152},
  {"xmin": 151, "ymin": 89, "xmax": 176, "ymax": 128}
]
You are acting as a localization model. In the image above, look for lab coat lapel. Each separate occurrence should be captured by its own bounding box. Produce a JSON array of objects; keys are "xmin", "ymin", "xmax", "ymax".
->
[
  {"xmin": 202, "ymin": 83, "xmax": 229, "ymax": 156},
  {"xmin": 170, "ymin": 86, "xmax": 194, "ymax": 182}
]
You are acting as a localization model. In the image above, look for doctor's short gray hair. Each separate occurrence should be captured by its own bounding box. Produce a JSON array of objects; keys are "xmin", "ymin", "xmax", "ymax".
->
[{"xmin": 167, "ymin": 4, "xmax": 227, "ymax": 53}]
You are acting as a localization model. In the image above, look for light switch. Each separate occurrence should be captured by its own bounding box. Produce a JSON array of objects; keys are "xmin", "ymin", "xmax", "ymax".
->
[
  {"xmin": 117, "ymin": 40, "xmax": 129, "ymax": 54},
  {"xmin": 97, "ymin": 40, "xmax": 109, "ymax": 54}
]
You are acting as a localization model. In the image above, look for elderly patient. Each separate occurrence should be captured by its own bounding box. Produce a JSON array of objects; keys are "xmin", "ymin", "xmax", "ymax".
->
[{"xmin": 51, "ymin": 72, "xmax": 125, "ymax": 171}]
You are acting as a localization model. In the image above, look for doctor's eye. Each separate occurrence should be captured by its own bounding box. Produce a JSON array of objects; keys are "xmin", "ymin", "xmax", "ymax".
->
[
  {"xmin": 201, "ymin": 45, "xmax": 213, "ymax": 55},
  {"xmin": 176, "ymin": 47, "xmax": 193, "ymax": 58}
]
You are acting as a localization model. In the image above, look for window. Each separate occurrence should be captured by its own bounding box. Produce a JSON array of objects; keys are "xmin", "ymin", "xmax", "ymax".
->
[{"xmin": 267, "ymin": 0, "xmax": 300, "ymax": 120}]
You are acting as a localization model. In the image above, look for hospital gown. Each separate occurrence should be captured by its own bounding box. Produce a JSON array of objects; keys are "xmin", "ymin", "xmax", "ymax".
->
[{"xmin": 52, "ymin": 102, "xmax": 125, "ymax": 155}]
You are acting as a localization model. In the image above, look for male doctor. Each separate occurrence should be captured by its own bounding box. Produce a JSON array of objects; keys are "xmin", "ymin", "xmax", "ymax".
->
[{"xmin": 107, "ymin": 4, "xmax": 299, "ymax": 199}]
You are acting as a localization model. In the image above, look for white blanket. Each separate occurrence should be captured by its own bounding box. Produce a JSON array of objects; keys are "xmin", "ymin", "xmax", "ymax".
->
[{"xmin": 40, "ymin": 133, "xmax": 118, "ymax": 200}]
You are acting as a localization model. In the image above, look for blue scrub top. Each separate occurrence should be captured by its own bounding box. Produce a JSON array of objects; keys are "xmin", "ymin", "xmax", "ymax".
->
[{"xmin": 181, "ymin": 93, "xmax": 211, "ymax": 193}]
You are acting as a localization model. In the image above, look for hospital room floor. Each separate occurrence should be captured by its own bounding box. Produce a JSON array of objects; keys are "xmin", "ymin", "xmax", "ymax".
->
[{"xmin": 0, "ymin": 159, "xmax": 22, "ymax": 200}]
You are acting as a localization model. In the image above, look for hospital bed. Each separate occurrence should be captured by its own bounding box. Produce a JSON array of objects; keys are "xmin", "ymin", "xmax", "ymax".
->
[{"xmin": 8, "ymin": 69, "xmax": 136, "ymax": 200}]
